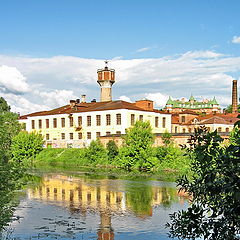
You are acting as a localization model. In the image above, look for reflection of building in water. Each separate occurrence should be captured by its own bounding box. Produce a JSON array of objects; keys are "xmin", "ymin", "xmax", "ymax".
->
[{"xmin": 28, "ymin": 175, "xmax": 188, "ymax": 240}]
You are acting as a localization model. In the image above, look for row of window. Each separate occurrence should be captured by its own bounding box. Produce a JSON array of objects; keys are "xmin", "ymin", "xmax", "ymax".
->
[
  {"xmin": 174, "ymin": 127, "xmax": 230, "ymax": 133},
  {"xmin": 45, "ymin": 131, "xmax": 122, "ymax": 140},
  {"xmin": 32, "ymin": 114, "xmax": 167, "ymax": 130},
  {"xmin": 31, "ymin": 114, "xmax": 122, "ymax": 129}
]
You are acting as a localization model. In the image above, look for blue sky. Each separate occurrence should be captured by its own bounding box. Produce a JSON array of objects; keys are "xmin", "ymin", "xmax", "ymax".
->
[{"xmin": 0, "ymin": 0, "xmax": 240, "ymax": 114}]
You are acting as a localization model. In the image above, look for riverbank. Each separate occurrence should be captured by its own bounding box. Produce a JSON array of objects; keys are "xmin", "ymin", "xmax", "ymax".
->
[{"xmin": 28, "ymin": 146, "xmax": 192, "ymax": 180}]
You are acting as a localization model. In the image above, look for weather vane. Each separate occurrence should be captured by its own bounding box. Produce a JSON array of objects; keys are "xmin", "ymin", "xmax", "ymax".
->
[{"xmin": 105, "ymin": 60, "xmax": 109, "ymax": 68}]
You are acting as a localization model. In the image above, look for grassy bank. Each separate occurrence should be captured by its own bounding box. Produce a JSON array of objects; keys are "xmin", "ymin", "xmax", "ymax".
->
[{"xmin": 30, "ymin": 145, "xmax": 192, "ymax": 177}]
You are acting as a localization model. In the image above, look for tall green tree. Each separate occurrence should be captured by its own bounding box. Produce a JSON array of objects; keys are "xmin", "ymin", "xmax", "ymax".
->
[
  {"xmin": 106, "ymin": 140, "xmax": 119, "ymax": 162},
  {"xmin": 167, "ymin": 126, "xmax": 240, "ymax": 239},
  {"xmin": 118, "ymin": 121, "xmax": 157, "ymax": 171},
  {"xmin": 225, "ymin": 104, "xmax": 240, "ymax": 113}
]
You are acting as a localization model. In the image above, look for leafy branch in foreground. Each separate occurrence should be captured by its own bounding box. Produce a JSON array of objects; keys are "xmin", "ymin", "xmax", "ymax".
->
[{"xmin": 167, "ymin": 126, "xmax": 240, "ymax": 240}]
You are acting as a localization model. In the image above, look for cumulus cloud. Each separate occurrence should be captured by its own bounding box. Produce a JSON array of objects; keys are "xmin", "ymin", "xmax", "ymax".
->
[
  {"xmin": 35, "ymin": 89, "xmax": 78, "ymax": 108},
  {"xmin": 136, "ymin": 47, "xmax": 151, "ymax": 53},
  {"xmin": 144, "ymin": 92, "xmax": 169, "ymax": 108},
  {"xmin": 232, "ymin": 36, "xmax": 240, "ymax": 44},
  {"xmin": 0, "ymin": 49, "xmax": 239, "ymax": 114},
  {"xmin": 118, "ymin": 95, "xmax": 132, "ymax": 102},
  {"xmin": 0, "ymin": 65, "xmax": 30, "ymax": 93}
]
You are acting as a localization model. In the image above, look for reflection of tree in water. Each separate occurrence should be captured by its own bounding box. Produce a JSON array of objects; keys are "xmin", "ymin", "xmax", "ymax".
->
[
  {"xmin": 126, "ymin": 184, "xmax": 153, "ymax": 216},
  {"xmin": 161, "ymin": 187, "xmax": 177, "ymax": 208}
]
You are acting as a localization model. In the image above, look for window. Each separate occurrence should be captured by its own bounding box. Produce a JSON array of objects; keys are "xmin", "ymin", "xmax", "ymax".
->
[
  {"xmin": 87, "ymin": 116, "xmax": 91, "ymax": 126},
  {"xmin": 61, "ymin": 133, "xmax": 65, "ymax": 140},
  {"xmin": 139, "ymin": 115, "xmax": 143, "ymax": 121},
  {"xmin": 188, "ymin": 128, "xmax": 192, "ymax": 133},
  {"xmin": 181, "ymin": 116, "xmax": 186, "ymax": 123},
  {"xmin": 162, "ymin": 117, "xmax": 166, "ymax": 128},
  {"xmin": 46, "ymin": 119, "xmax": 49, "ymax": 128},
  {"xmin": 218, "ymin": 127, "xmax": 222, "ymax": 132},
  {"xmin": 106, "ymin": 114, "xmax": 111, "ymax": 125},
  {"xmin": 155, "ymin": 117, "xmax": 159, "ymax": 127},
  {"xmin": 116, "ymin": 114, "xmax": 121, "ymax": 125},
  {"xmin": 87, "ymin": 132, "xmax": 91, "ymax": 139},
  {"xmin": 78, "ymin": 116, "xmax": 82, "ymax": 126},
  {"xmin": 78, "ymin": 132, "xmax": 82, "ymax": 139},
  {"xmin": 226, "ymin": 128, "xmax": 229, "ymax": 132},
  {"xmin": 182, "ymin": 128, "xmax": 186, "ymax": 133},
  {"xmin": 96, "ymin": 132, "xmax": 101, "ymax": 138},
  {"xmin": 106, "ymin": 131, "xmax": 111, "ymax": 136},
  {"xmin": 131, "ymin": 114, "xmax": 135, "ymax": 126},
  {"xmin": 69, "ymin": 133, "xmax": 74, "ymax": 140},
  {"xmin": 175, "ymin": 126, "xmax": 178, "ymax": 133},
  {"xmin": 31, "ymin": 120, "xmax": 35, "ymax": 129},
  {"xmin": 46, "ymin": 134, "xmax": 49, "ymax": 140},
  {"xmin": 61, "ymin": 118, "xmax": 65, "ymax": 128},
  {"xmin": 38, "ymin": 119, "xmax": 42, "ymax": 129},
  {"xmin": 69, "ymin": 116, "xmax": 74, "ymax": 127},
  {"xmin": 96, "ymin": 115, "xmax": 101, "ymax": 126},
  {"xmin": 53, "ymin": 118, "xmax": 57, "ymax": 128},
  {"xmin": 116, "ymin": 131, "xmax": 121, "ymax": 135}
]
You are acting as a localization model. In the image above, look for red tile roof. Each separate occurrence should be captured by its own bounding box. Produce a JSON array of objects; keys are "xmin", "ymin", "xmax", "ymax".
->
[{"xmin": 19, "ymin": 100, "xmax": 169, "ymax": 119}]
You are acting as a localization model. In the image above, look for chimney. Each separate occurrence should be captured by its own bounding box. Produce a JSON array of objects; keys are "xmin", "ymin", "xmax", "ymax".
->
[
  {"xmin": 232, "ymin": 80, "xmax": 238, "ymax": 113},
  {"xmin": 81, "ymin": 94, "xmax": 86, "ymax": 103},
  {"xmin": 69, "ymin": 100, "xmax": 76, "ymax": 108},
  {"xmin": 76, "ymin": 99, "xmax": 80, "ymax": 104}
]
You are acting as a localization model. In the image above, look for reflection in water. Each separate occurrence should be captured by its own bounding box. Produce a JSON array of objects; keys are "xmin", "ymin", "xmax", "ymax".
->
[{"xmin": 13, "ymin": 174, "xmax": 189, "ymax": 239}]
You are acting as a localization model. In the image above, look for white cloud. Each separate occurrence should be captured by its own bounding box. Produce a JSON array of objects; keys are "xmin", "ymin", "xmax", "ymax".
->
[
  {"xmin": 0, "ymin": 65, "xmax": 30, "ymax": 93},
  {"xmin": 136, "ymin": 47, "xmax": 151, "ymax": 53},
  {"xmin": 232, "ymin": 36, "xmax": 240, "ymax": 44},
  {"xmin": 118, "ymin": 95, "xmax": 132, "ymax": 102},
  {"xmin": 0, "ymin": 50, "xmax": 239, "ymax": 114},
  {"xmin": 144, "ymin": 92, "xmax": 169, "ymax": 108},
  {"xmin": 35, "ymin": 89, "xmax": 77, "ymax": 108}
]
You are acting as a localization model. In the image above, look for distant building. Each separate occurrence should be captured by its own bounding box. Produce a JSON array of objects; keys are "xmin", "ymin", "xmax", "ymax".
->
[
  {"xmin": 19, "ymin": 64, "xmax": 171, "ymax": 148},
  {"xmin": 164, "ymin": 95, "xmax": 221, "ymax": 114}
]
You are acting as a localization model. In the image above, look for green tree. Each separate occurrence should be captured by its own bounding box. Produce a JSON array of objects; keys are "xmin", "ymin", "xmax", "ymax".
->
[
  {"xmin": 162, "ymin": 130, "xmax": 173, "ymax": 146},
  {"xmin": 106, "ymin": 140, "xmax": 119, "ymax": 162},
  {"xmin": 225, "ymin": 104, "xmax": 240, "ymax": 113},
  {"xmin": 0, "ymin": 97, "xmax": 10, "ymax": 112},
  {"xmin": 118, "ymin": 121, "xmax": 157, "ymax": 171},
  {"xmin": 11, "ymin": 131, "xmax": 44, "ymax": 163},
  {"xmin": 167, "ymin": 126, "xmax": 240, "ymax": 239},
  {"xmin": 85, "ymin": 139, "xmax": 108, "ymax": 165}
]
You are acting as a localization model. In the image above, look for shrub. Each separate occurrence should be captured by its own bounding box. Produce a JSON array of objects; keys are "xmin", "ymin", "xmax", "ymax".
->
[{"xmin": 11, "ymin": 131, "xmax": 44, "ymax": 163}]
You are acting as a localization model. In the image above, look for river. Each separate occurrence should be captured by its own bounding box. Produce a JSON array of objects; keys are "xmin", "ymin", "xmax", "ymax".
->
[{"xmin": 7, "ymin": 170, "xmax": 189, "ymax": 239}]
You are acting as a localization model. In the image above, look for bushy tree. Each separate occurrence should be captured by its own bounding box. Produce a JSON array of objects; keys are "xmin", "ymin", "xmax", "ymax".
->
[
  {"xmin": 225, "ymin": 104, "xmax": 240, "ymax": 113},
  {"xmin": 11, "ymin": 131, "xmax": 44, "ymax": 163},
  {"xmin": 167, "ymin": 126, "xmax": 240, "ymax": 239},
  {"xmin": 118, "ymin": 121, "xmax": 158, "ymax": 171},
  {"xmin": 162, "ymin": 130, "xmax": 173, "ymax": 146},
  {"xmin": 106, "ymin": 140, "xmax": 119, "ymax": 162},
  {"xmin": 85, "ymin": 139, "xmax": 108, "ymax": 164}
]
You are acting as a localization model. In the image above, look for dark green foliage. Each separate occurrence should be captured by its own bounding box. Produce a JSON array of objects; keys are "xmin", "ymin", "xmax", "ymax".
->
[
  {"xmin": 84, "ymin": 139, "xmax": 108, "ymax": 165},
  {"xmin": 0, "ymin": 97, "xmax": 25, "ymax": 234},
  {"xmin": 11, "ymin": 131, "xmax": 44, "ymax": 163},
  {"xmin": 0, "ymin": 97, "xmax": 10, "ymax": 112},
  {"xmin": 106, "ymin": 140, "xmax": 119, "ymax": 162},
  {"xmin": 0, "ymin": 111, "xmax": 21, "ymax": 163},
  {"xmin": 118, "ymin": 121, "xmax": 158, "ymax": 171},
  {"xmin": 167, "ymin": 126, "xmax": 240, "ymax": 239}
]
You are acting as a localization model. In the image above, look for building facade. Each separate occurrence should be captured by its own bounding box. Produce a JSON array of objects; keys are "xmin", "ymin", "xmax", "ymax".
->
[
  {"xmin": 19, "ymin": 100, "xmax": 171, "ymax": 148},
  {"xmin": 164, "ymin": 95, "xmax": 221, "ymax": 114}
]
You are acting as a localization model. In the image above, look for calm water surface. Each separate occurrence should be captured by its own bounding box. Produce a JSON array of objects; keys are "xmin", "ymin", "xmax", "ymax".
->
[{"xmin": 8, "ymin": 171, "xmax": 189, "ymax": 240}]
